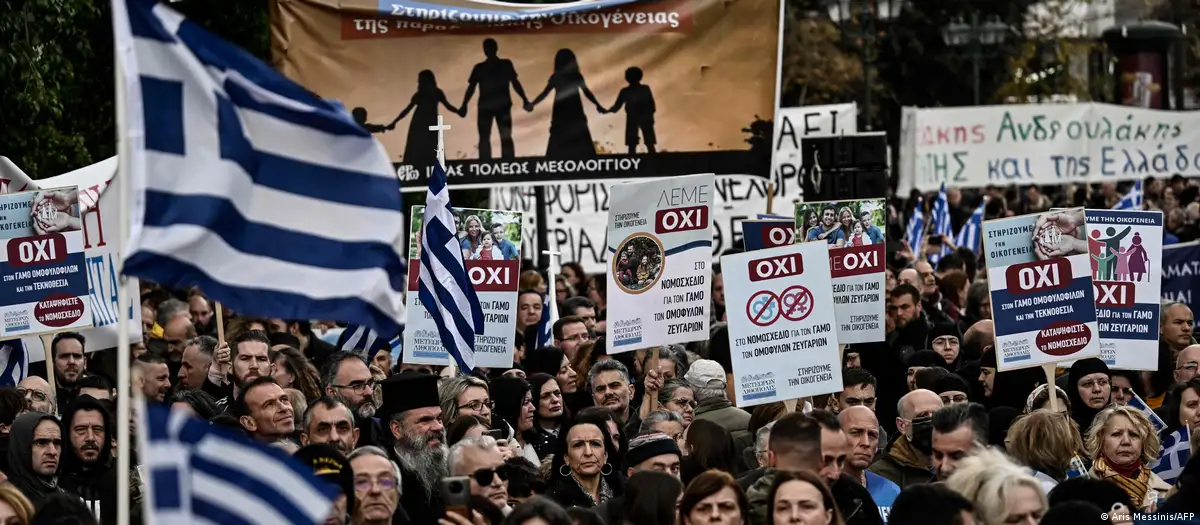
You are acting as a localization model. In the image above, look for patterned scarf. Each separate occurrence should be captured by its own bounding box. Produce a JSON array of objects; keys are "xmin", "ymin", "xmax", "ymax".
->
[
  {"xmin": 571, "ymin": 473, "xmax": 613, "ymax": 507},
  {"xmin": 1093, "ymin": 454, "xmax": 1150, "ymax": 506}
]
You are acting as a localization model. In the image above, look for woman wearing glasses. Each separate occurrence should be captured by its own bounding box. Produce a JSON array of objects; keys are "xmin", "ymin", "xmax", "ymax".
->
[
  {"xmin": 439, "ymin": 376, "xmax": 494, "ymax": 429},
  {"xmin": 658, "ymin": 379, "xmax": 696, "ymax": 429},
  {"xmin": 1066, "ymin": 358, "xmax": 1113, "ymax": 434}
]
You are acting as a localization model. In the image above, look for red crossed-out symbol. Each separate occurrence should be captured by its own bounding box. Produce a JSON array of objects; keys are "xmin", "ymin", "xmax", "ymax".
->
[
  {"xmin": 780, "ymin": 285, "xmax": 814, "ymax": 322},
  {"xmin": 746, "ymin": 290, "xmax": 781, "ymax": 327}
]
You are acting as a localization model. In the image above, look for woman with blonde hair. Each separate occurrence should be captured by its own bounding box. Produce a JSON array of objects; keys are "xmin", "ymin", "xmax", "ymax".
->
[
  {"xmin": 1006, "ymin": 409, "xmax": 1085, "ymax": 488},
  {"xmin": 945, "ymin": 447, "xmax": 1047, "ymax": 525},
  {"xmin": 1084, "ymin": 405, "xmax": 1171, "ymax": 511},
  {"xmin": 0, "ymin": 483, "xmax": 34, "ymax": 525}
]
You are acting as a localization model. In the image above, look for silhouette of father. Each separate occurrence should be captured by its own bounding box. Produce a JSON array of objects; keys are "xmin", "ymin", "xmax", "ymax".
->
[{"xmin": 461, "ymin": 38, "xmax": 529, "ymax": 159}]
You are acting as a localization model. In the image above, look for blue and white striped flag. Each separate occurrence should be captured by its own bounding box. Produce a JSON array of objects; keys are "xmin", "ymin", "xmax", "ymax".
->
[
  {"xmin": 0, "ymin": 341, "xmax": 26, "ymax": 387},
  {"xmin": 904, "ymin": 210, "xmax": 923, "ymax": 254},
  {"xmin": 139, "ymin": 401, "xmax": 339, "ymax": 524},
  {"xmin": 1127, "ymin": 392, "xmax": 1166, "ymax": 433},
  {"xmin": 1112, "ymin": 180, "xmax": 1143, "ymax": 210},
  {"xmin": 954, "ymin": 198, "xmax": 986, "ymax": 253},
  {"xmin": 336, "ymin": 323, "xmax": 400, "ymax": 360},
  {"xmin": 113, "ymin": 0, "xmax": 407, "ymax": 336},
  {"xmin": 533, "ymin": 292, "xmax": 557, "ymax": 349},
  {"xmin": 1151, "ymin": 426, "xmax": 1191, "ymax": 486},
  {"xmin": 929, "ymin": 184, "xmax": 953, "ymax": 264},
  {"xmin": 417, "ymin": 132, "xmax": 485, "ymax": 371}
]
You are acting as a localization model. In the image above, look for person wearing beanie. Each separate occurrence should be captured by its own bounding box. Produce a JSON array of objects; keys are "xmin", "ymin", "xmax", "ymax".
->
[
  {"xmin": 1065, "ymin": 357, "xmax": 1112, "ymax": 432},
  {"xmin": 294, "ymin": 443, "xmax": 355, "ymax": 525},
  {"xmin": 926, "ymin": 323, "xmax": 963, "ymax": 368},
  {"xmin": 977, "ymin": 346, "xmax": 1044, "ymax": 412},
  {"xmin": 594, "ymin": 431, "xmax": 681, "ymax": 525},
  {"xmin": 904, "ymin": 350, "xmax": 946, "ymax": 392},
  {"xmin": 933, "ymin": 373, "xmax": 971, "ymax": 405},
  {"xmin": 978, "ymin": 346, "xmax": 997, "ymax": 398}
]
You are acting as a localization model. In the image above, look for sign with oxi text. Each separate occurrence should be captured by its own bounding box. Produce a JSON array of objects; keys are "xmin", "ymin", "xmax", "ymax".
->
[
  {"xmin": 1085, "ymin": 210, "xmax": 1163, "ymax": 370},
  {"xmin": 403, "ymin": 206, "xmax": 521, "ymax": 368},
  {"xmin": 1162, "ymin": 241, "xmax": 1200, "ymax": 309},
  {"xmin": 605, "ymin": 174, "xmax": 714, "ymax": 351},
  {"xmin": 794, "ymin": 198, "xmax": 887, "ymax": 344},
  {"xmin": 0, "ymin": 187, "xmax": 93, "ymax": 337},
  {"xmin": 722, "ymin": 243, "xmax": 841, "ymax": 407},
  {"xmin": 983, "ymin": 208, "xmax": 1100, "ymax": 371},
  {"xmin": 900, "ymin": 103, "xmax": 1200, "ymax": 192},
  {"xmin": 742, "ymin": 219, "xmax": 796, "ymax": 251},
  {"xmin": 0, "ymin": 157, "xmax": 141, "ymax": 360},
  {"xmin": 490, "ymin": 103, "xmax": 858, "ymax": 272}
]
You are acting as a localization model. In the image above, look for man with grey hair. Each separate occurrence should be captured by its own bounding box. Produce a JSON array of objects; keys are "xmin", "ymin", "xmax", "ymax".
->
[
  {"xmin": 156, "ymin": 298, "xmax": 196, "ymax": 363},
  {"xmin": 589, "ymin": 360, "xmax": 634, "ymax": 424},
  {"xmin": 178, "ymin": 335, "xmax": 218, "ymax": 391},
  {"xmin": 379, "ymin": 373, "xmax": 446, "ymax": 524},
  {"xmin": 448, "ymin": 436, "xmax": 511, "ymax": 515},
  {"xmin": 930, "ymin": 402, "xmax": 988, "ymax": 481},
  {"xmin": 349, "ymin": 445, "xmax": 404, "ymax": 524},
  {"xmin": 301, "ymin": 395, "xmax": 359, "ymax": 454},
  {"xmin": 737, "ymin": 421, "xmax": 774, "ymax": 490},
  {"xmin": 322, "ymin": 351, "xmax": 381, "ymax": 448},
  {"xmin": 686, "ymin": 359, "xmax": 751, "ymax": 459}
]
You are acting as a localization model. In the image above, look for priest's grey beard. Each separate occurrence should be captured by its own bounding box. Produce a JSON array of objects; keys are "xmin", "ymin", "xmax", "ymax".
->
[{"xmin": 394, "ymin": 432, "xmax": 447, "ymax": 494}]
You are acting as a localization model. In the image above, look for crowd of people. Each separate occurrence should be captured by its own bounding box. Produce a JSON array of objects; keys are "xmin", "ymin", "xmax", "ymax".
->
[{"xmin": 0, "ymin": 177, "xmax": 1194, "ymax": 525}]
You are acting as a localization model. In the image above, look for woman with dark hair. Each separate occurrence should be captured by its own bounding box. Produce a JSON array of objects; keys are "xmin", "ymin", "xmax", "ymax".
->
[
  {"xmin": 963, "ymin": 280, "xmax": 992, "ymax": 327},
  {"xmin": 504, "ymin": 496, "xmax": 573, "ymax": 525},
  {"xmin": 576, "ymin": 406, "xmax": 628, "ymax": 469},
  {"xmin": 490, "ymin": 377, "xmax": 541, "ymax": 464},
  {"xmin": 560, "ymin": 262, "xmax": 587, "ymax": 294},
  {"xmin": 620, "ymin": 471, "xmax": 683, "ymax": 525},
  {"xmin": 768, "ymin": 469, "xmax": 843, "ymax": 525},
  {"xmin": 679, "ymin": 469, "xmax": 749, "ymax": 525},
  {"xmin": 1161, "ymin": 378, "xmax": 1200, "ymax": 435},
  {"xmin": 527, "ymin": 49, "xmax": 602, "ymax": 158},
  {"xmin": 682, "ymin": 419, "xmax": 738, "ymax": 484},
  {"xmin": 546, "ymin": 417, "xmax": 624, "ymax": 509},
  {"xmin": 447, "ymin": 415, "xmax": 491, "ymax": 446},
  {"xmin": 528, "ymin": 373, "xmax": 570, "ymax": 460},
  {"xmin": 169, "ymin": 389, "xmax": 221, "ymax": 421},
  {"xmin": 270, "ymin": 346, "xmax": 322, "ymax": 401}
]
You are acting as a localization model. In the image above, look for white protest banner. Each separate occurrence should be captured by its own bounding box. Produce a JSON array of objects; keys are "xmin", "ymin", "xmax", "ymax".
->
[
  {"xmin": 983, "ymin": 208, "xmax": 1100, "ymax": 371},
  {"xmin": 0, "ymin": 157, "xmax": 142, "ymax": 361},
  {"xmin": 403, "ymin": 207, "xmax": 521, "ymax": 368},
  {"xmin": 722, "ymin": 243, "xmax": 841, "ymax": 407},
  {"xmin": 606, "ymin": 174, "xmax": 714, "ymax": 352},
  {"xmin": 491, "ymin": 103, "xmax": 857, "ymax": 273},
  {"xmin": 794, "ymin": 199, "xmax": 887, "ymax": 344},
  {"xmin": 0, "ymin": 187, "xmax": 93, "ymax": 338},
  {"xmin": 902, "ymin": 103, "xmax": 1200, "ymax": 192},
  {"xmin": 1085, "ymin": 210, "xmax": 1163, "ymax": 370}
]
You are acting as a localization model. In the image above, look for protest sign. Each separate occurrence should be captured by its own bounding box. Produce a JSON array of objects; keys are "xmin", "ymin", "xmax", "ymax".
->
[
  {"xmin": 721, "ymin": 243, "xmax": 841, "ymax": 407},
  {"xmin": 983, "ymin": 208, "xmax": 1100, "ymax": 371},
  {"xmin": 1085, "ymin": 210, "xmax": 1163, "ymax": 370},
  {"xmin": 900, "ymin": 103, "xmax": 1200, "ymax": 192},
  {"xmin": 403, "ymin": 207, "xmax": 521, "ymax": 368},
  {"xmin": 490, "ymin": 103, "xmax": 857, "ymax": 271},
  {"xmin": 273, "ymin": 0, "xmax": 779, "ymax": 189},
  {"xmin": 0, "ymin": 187, "xmax": 93, "ymax": 338},
  {"xmin": 605, "ymin": 174, "xmax": 714, "ymax": 351},
  {"xmin": 0, "ymin": 157, "xmax": 142, "ymax": 361},
  {"xmin": 794, "ymin": 199, "xmax": 887, "ymax": 344},
  {"xmin": 1162, "ymin": 241, "xmax": 1200, "ymax": 308},
  {"xmin": 742, "ymin": 219, "xmax": 796, "ymax": 251}
]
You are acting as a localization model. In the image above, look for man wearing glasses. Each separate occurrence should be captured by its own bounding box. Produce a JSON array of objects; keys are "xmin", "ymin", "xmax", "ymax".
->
[
  {"xmin": 448, "ymin": 436, "xmax": 511, "ymax": 515},
  {"xmin": 18, "ymin": 376, "xmax": 55, "ymax": 415},
  {"xmin": 322, "ymin": 351, "xmax": 381, "ymax": 448},
  {"xmin": 552, "ymin": 316, "xmax": 591, "ymax": 361},
  {"xmin": 1175, "ymin": 344, "xmax": 1200, "ymax": 383}
]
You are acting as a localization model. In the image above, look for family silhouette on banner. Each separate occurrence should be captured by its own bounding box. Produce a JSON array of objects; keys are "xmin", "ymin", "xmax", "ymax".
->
[
  {"xmin": 352, "ymin": 38, "xmax": 658, "ymax": 164},
  {"xmin": 1088, "ymin": 226, "xmax": 1152, "ymax": 282}
]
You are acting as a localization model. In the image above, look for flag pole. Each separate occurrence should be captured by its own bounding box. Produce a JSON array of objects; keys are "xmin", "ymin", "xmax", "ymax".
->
[
  {"xmin": 542, "ymin": 249, "xmax": 561, "ymax": 321},
  {"xmin": 431, "ymin": 114, "xmax": 458, "ymax": 377},
  {"xmin": 113, "ymin": 6, "xmax": 136, "ymax": 522}
]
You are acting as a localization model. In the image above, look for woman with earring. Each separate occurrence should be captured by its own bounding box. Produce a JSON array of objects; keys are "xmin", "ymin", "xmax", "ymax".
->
[{"xmin": 545, "ymin": 417, "xmax": 624, "ymax": 508}]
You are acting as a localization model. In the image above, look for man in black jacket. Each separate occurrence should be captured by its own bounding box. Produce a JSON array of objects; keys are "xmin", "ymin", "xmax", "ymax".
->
[{"xmin": 58, "ymin": 394, "xmax": 116, "ymax": 524}]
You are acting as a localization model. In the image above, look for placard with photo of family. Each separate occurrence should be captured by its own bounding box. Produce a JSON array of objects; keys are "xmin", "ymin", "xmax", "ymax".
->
[
  {"xmin": 409, "ymin": 207, "xmax": 523, "ymax": 262},
  {"xmin": 795, "ymin": 199, "xmax": 886, "ymax": 248}
]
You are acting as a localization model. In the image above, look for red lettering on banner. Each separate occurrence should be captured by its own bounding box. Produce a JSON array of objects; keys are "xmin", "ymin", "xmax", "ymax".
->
[
  {"xmin": 1094, "ymin": 281, "xmax": 1135, "ymax": 307},
  {"xmin": 407, "ymin": 259, "xmax": 520, "ymax": 293},
  {"xmin": 1004, "ymin": 259, "xmax": 1072, "ymax": 295},
  {"xmin": 748, "ymin": 253, "xmax": 803, "ymax": 282},
  {"xmin": 655, "ymin": 206, "xmax": 709, "ymax": 234},
  {"xmin": 830, "ymin": 245, "xmax": 884, "ymax": 278},
  {"xmin": 760, "ymin": 225, "xmax": 795, "ymax": 248},
  {"xmin": 7, "ymin": 234, "xmax": 68, "ymax": 268}
]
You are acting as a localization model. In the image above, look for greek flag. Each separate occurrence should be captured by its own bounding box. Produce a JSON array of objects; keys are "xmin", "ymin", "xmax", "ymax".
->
[
  {"xmin": 929, "ymin": 184, "xmax": 953, "ymax": 264},
  {"xmin": 417, "ymin": 136, "xmax": 485, "ymax": 371},
  {"xmin": 533, "ymin": 292, "xmax": 557, "ymax": 349},
  {"xmin": 139, "ymin": 401, "xmax": 339, "ymax": 524},
  {"xmin": 0, "ymin": 341, "xmax": 26, "ymax": 388},
  {"xmin": 954, "ymin": 198, "xmax": 986, "ymax": 253},
  {"xmin": 1112, "ymin": 180, "xmax": 1143, "ymax": 210},
  {"xmin": 336, "ymin": 324, "xmax": 400, "ymax": 360},
  {"xmin": 113, "ymin": 0, "xmax": 407, "ymax": 336},
  {"xmin": 1127, "ymin": 392, "xmax": 1166, "ymax": 433},
  {"xmin": 1151, "ymin": 426, "xmax": 1191, "ymax": 486},
  {"xmin": 904, "ymin": 210, "xmax": 923, "ymax": 255}
]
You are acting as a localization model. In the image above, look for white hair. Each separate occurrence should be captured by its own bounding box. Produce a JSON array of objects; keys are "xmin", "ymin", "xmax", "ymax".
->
[
  {"xmin": 349, "ymin": 445, "xmax": 403, "ymax": 495},
  {"xmin": 945, "ymin": 447, "xmax": 1046, "ymax": 525},
  {"xmin": 447, "ymin": 435, "xmax": 499, "ymax": 476}
]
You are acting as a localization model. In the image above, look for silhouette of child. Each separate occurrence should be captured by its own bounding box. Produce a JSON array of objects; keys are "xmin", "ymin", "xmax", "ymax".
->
[
  {"xmin": 604, "ymin": 67, "xmax": 657, "ymax": 155},
  {"xmin": 1116, "ymin": 246, "xmax": 1131, "ymax": 281},
  {"xmin": 352, "ymin": 107, "xmax": 390, "ymax": 133}
]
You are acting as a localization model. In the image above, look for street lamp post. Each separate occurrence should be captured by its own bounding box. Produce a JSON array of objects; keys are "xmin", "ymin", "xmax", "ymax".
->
[
  {"xmin": 827, "ymin": 0, "xmax": 904, "ymax": 131},
  {"xmin": 942, "ymin": 13, "xmax": 1010, "ymax": 105}
]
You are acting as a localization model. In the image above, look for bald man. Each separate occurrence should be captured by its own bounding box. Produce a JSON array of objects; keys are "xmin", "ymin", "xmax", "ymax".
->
[
  {"xmin": 17, "ymin": 376, "xmax": 55, "ymax": 415},
  {"xmin": 1175, "ymin": 344, "xmax": 1200, "ymax": 383},
  {"xmin": 840, "ymin": 406, "xmax": 900, "ymax": 520},
  {"xmin": 869, "ymin": 389, "xmax": 940, "ymax": 489},
  {"xmin": 897, "ymin": 268, "xmax": 921, "ymax": 291}
]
